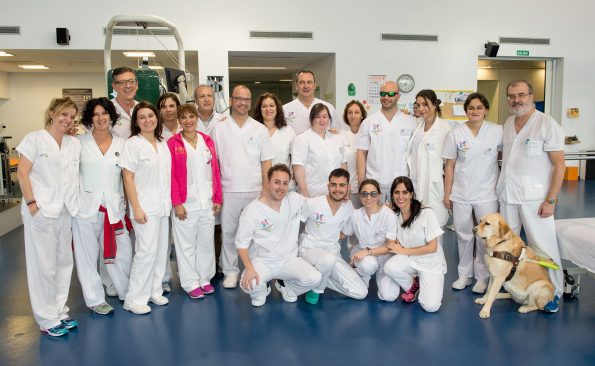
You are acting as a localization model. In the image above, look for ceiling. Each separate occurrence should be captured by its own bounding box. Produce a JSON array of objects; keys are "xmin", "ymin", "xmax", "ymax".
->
[
  {"xmin": 228, "ymin": 51, "xmax": 331, "ymax": 82},
  {"xmin": 477, "ymin": 59, "xmax": 546, "ymax": 69}
]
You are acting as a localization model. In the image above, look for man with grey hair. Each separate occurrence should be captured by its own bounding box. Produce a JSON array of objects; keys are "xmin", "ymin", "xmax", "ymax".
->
[
  {"xmin": 194, "ymin": 84, "xmax": 227, "ymax": 135},
  {"xmin": 497, "ymin": 79, "xmax": 565, "ymax": 312}
]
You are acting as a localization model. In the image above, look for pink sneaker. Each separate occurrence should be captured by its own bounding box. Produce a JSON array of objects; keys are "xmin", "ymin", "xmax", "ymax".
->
[
  {"xmin": 188, "ymin": 287, "xmax": 205, "ymax": 299},
  {"xmin": 401, "ymin": 277, "xmax": 420, "ymax": 303},
  {"xmin": 201, "ymin": 283, "xmax": 215, "ymax": 295}
]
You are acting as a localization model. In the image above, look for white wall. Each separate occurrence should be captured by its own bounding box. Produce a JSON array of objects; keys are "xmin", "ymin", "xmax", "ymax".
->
[{"xmin": 1, "ymin": 0, "xmax": 595, "ymax": 150}]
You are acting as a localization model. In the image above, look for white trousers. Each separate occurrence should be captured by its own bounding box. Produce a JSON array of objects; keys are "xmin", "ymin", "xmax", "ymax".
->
[
  {"xmin": 499, "ymin": 201, "xmax": 563, "ymax": 297},
  {"xmin": 241, "ymin": 257, "xmax": 322, "ymax": 303},
  {"xmin": 383, "ymin": 255, "xmax": 444, "ymax": 312},
  {"xmin": 221, "ymin": 191, "xmax": 260, "ymax": 275},
  {"xmin": 163, "ymin": 219, "xmax": 174, "ymax": 283},
  {"xmin": 300, "ymin": 247, "xmax": 367, "ymax": 299},
  {"xmin": 125, "ymin": 216, "xmax": 169, "ymax": 306},
  {"xmin": 22, "ymin": 209, "xmax": 73, "ymax": 330},
  {"xmin": 72, "ymin": 213, "xmax": 132, "ymax": 305},
  {"xmin": 452, "ymin": 200, "xmax": 498, "ymax": 282},
  {"xmin": 350, "ymin": 246, "xmax": 397, "ymax": 301},
  {"xmin": 172, "ymin": 208, "xmax": 216, "ymax": 292}
]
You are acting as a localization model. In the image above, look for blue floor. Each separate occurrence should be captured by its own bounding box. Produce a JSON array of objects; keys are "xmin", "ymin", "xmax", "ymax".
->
[{"xmin": 1, "ymin": 181, "xmax": 595, "ymax": 366}]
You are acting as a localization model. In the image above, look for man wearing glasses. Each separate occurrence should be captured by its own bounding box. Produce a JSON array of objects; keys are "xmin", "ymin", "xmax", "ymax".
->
[
  {"xmin": 497, "ymin": 79, "xmax": 565, "ymax": 313},
  {"xmin": 110, "ymin": 67, "xmax": 139, "ymax": 139},
  {"xmin": 356, "ymin": 81, "xmax": 417, "ymax": 203},
  {"xmin": 283, "ymin": 69, "xmax": 341, "ymax": 135},
  {"xmin": 211, "ymin": 85, "xmax": 274, "ymax": 288},
  {"xmin": 193, "ymin": 84, "xmax": 227, "ymax": 135}
]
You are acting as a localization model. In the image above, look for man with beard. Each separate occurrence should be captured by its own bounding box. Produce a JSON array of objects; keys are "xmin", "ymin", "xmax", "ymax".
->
[
  {"xmin": 236, "ymin": 164, "xmax": 322, "ymax": 306},
  {"xmin": 299, "ymin": 168, "xmax": 368, "ymax": 304},
  {"xmin": 356, "ymin": 80, "xmax": 417, "ymax": 203},
  {"xmin": 496, "ymin": 80, "xmax": 565, "ymax": 313}
]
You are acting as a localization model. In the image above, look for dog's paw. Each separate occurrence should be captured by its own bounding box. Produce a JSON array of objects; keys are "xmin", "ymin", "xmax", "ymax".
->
[
  {"xmin": 475, "ymin": 297, "xmax": 486, "ymax": 305},
  {"xmin": 518, "ymin": 306, "xmax": 535, "ymax": 314},
  {"xmin": 479, "ymin": 309, "xmax": 491, "ymax": 318}
]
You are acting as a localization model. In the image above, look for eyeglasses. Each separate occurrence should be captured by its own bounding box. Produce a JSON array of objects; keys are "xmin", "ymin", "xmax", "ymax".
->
[
  {"xmin": 113, "ymin": 79, "xmax": 138, "ymax": 86},
  {"xmin": 379, "ymin": 91, "xmax": 399, "ymax": 97},
  {"xmin": 360, "ymin": 191, "xmax": 379, "ymax": 198},
  {"xmin": 507, "ymin": 93, "xmax": 531, "ymax": 101},
  {"xmin": 232, "ymin": 96, "xmax": 251, "ymax": 103}
]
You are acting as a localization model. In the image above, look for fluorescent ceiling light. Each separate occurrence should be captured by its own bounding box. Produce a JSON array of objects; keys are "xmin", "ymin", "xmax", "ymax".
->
[
  {"xmin": 0, "ymin": 51, "xmax": 14, "ymax": 57},
  {"xmin": 279, "ymin": 79, "xmax": 292, "ymax": 82},
  {"xmin": 18, "ymin": 65, "xmax": 49, "ymax": 69},
  {"xmin": 229, "ymin": 66, "xmax": 286, "ymax": 70},
  {"xmin": 254, "ymin": 81, "xmax": 261, "ymax": 84},
  {"xmin": 148, "ymin": 65, "xmax": 164, "ymax": 70},
  {"xmin": 123, "ymin": 51, "xmax": 156, "ymax": 58}
]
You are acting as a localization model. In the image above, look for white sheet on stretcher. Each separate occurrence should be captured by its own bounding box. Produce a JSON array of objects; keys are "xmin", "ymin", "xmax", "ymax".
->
[{"xmin": 555, "ymin": 217, "xmax": 595, "ymax": 273}]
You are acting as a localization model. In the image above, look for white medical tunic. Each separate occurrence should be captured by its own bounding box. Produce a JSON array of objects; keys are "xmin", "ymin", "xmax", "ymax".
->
[
  {"xmin": 76, "ymin": 133, "xmax": 126, "ymax": 223},
  {"xmin": 299, "ymin": 195, "xmax": 354, "ymax": 253},
  {"xmin": 442, "ymin": 121, "xmax": 502, "ymax": 203},
  {"xmin": 198, "ymin": 111, "xmax": 227, "ymax": 136},
  {"xmin": 110, "ymin": 99, "xmax": 138, "ymax": 140},
  {"xmin": 161, "ymin": 124, "xmax": 182, "ymax": 141},
  {"xmin": 270, "ymin": 126, "xmax": 296, "ymax": 167},
  {"xmin": 283, "ymin": 98, "xmax": 341, "ymax": 135},
  {"xmin": 235, "ymin": 192, "xmax": 305, "ymax": 264},
  {"xmin": 182, "ymin": 136, "xmax": 214, "ymax": 211},
  {"xmin": 342, "ymin": 130, "xmax": 359, "ymax": 193},
  {"xmin": 120, "ymin": 135, "xmax": 172, "ymax": 217},
  {"xmin": 292, "ymin": 129, "xmax": 347, "ymax": 197},
  {"xmin": 211, "ymin": 116, "xmax": 275, "ymax": 193},
  {"xmin": 396, "ymin": 208, "xmax": 446, "ymax": 274},
  {"xmin": 17, "ymin": 130, "xmax": 80, "ymax": 218},
  {"xmin": 357, "ymin": 111, "xmax": 417, "ymax": 187},
  {"xmin": 344, "ymin": 205, "xmax": 397, "ymax": 249},
  {"xmin": 497, "ymin": 110, "xmax": 564, "ymax": 204}
]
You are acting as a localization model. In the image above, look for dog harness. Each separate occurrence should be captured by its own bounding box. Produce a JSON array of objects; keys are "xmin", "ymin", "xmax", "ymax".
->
[{"xmin": 492, "ymin": 247, "xmax": 526, "ymax": 282}]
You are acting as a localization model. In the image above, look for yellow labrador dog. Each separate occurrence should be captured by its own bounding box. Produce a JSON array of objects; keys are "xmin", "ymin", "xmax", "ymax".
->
[{"xmin": 473, "ymin": 213, "xmax": 554, "ymax": 318}]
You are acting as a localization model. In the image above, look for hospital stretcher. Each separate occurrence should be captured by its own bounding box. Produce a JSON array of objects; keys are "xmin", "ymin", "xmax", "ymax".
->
[{"xmin": 555, "ymin": 217, "xmax": 595, "ymax": 298}]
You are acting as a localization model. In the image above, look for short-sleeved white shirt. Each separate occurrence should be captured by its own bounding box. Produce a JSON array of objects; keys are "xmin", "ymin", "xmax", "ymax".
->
[
  {"xmin": 497, "ymin": 110, "xmax": 564, "ymax": 204},
  {"xmin": 343, "ymin": 205, "xmax": 397, "ymax": 249},
  {"xmin": 197, "ymin": 111, "xmax": 227, "ymax": 136},
  {"xmin": 211, "ymin": 116, "xmax": 275, "ymax": 192},
  {"xmin": 342, "ymin": 130, "xmax": 359, "ymax": 193},
  {"xmin": 270, "ymin": 126, "xmax": 296, "ymax": 167},
  {"xmin": 182, "ymin": 135, "xmax": 214, "ymax": 211},
  {"xmin": 235, "ymin": 192, "xmax": 305, "ymax": 264},
  {"xmin": 76, "ymin": 133, "xmax": 126, "ymax": 223},
  {"xmin": 283, "ymin": 98, "xmax": 341, "ymax": 135},
  {"xmin": 442, "ymin": 121, "xmax": 502, "ymax": 203},
  {"xmin": 161, "ymin": 124, "xmax": 182, "ymax": 141},
  {"xmin": 356, "ymin": 110, "xmax": 418, "ymax": 187},
  {"xmin": 396, "ymin": 208, "xmax": 446, "ymax": 274},
  {"xmin": 17, "ymin": 130, "xmax": 81, "ymax": 218},
  {"xmin": 292, "ymin": 129, "xmax": 347, "ymax": 197},
  {"xmin": 299, "ymin": 195, "xmax": 354, "ymax": 253},
  {"xmin": 110, "ymin": 99, "xmax": 138, "ymax": 140},
  {"xmin": 120, "ymin": 135, "xmax": 172, "ymax": 217}
]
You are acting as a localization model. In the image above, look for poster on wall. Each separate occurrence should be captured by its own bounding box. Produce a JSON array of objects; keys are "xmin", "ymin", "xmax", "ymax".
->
[
  {"xmin": 367, "ymin": 75, "xmax": 388, "ymax": 104},
  {"xmin": 62, "ymin": 88, "xmax": 93, "ymax": 116},
  {"xmin": 434, "ymin": 90, "xmax": 474, "ymax": 124}
]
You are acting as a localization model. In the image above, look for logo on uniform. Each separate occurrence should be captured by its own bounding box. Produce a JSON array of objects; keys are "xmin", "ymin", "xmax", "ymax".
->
[
  {"xmin": 313, "ymin": 212, "xmax": 325, "ymax": 227},
  {"xmin": 372, "ymin": 123, "xmax": 382, "ymax": 135},
  {"xmin": 260, "ymin": 218, "xmax": 273, "ymax": 232}
]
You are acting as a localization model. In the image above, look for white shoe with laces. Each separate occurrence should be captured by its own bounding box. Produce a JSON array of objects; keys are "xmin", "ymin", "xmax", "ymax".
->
[
  {"xmin": 274, "ymin": 280, "xmax": 297, "ymax": 302},
  {"xmin": 452, "ymin": 277, "xmax": 472, "ymax": 290},
  {"xmin": 149, "ymin": 295, "xmax": 169, "ymax": 306},
  {"xmin": 223, "ymin": 273, "xmax": 239, "ymax": 289}
]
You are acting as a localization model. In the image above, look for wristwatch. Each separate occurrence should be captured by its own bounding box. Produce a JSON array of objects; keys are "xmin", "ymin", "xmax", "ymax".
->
[
  {"xmin": 366, "ymin": 247, "xmax": 373, "ymax": 256},
  {"xmin": 546, "ymin": 197, "xmax": 557, "ymax": 205}
]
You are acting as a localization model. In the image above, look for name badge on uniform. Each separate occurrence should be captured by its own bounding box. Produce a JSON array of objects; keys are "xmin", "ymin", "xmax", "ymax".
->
[
  {"xmin": 425, "ymin": 143, "xmax": 436, "ymax": 151},
  {"xmin": 372, "ymin": 123, "xmax": 382, "ymax": 135},
  {"xmin": 401, "ymin": 129, "xmax": 412, "ymax": 137}
]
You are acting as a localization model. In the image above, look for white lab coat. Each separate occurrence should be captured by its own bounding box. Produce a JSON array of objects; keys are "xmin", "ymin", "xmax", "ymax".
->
[
  {"xmin": 342, "ymin": 130, "xmax": 359, "ymax": 194},
  {"xmin": 197, "ymin": 111, "xmax": 226, "ymax": 136},
  {"xmin": 283, "ymin": 98, "xmax": 342, "ymax": 135},
  {"xmin": 110, "ymin": 99, "xmax": 138, "ymax": 140}
]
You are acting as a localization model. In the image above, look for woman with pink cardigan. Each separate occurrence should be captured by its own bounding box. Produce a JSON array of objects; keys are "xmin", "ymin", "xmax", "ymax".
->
[{"xmin": 168, "ymin": 104, "xmax": 222, "ymax": 299}]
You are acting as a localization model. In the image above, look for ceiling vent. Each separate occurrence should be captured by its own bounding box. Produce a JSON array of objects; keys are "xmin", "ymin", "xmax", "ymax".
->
[
  {"xmin": 499, "ymin": 37, "xmax": 550, "ymax": 45},
  {"xmin": 250, "ymin": 31, "xmax": 313, "ymax": 40},
  {"xmin": 0, "ymin": 26, "xmax": 20, "ymax": 35},
  {"xmin": 103, "ymin": 27, "xmax": 174, "ymax": 36},
  {"xmin": 381, "ymin": 33, "xmax": 438, "ymax": 42}
]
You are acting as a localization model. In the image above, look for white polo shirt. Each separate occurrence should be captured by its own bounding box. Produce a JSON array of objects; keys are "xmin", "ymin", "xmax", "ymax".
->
[
  {"xmin": 299, "ymin": 195, "xmax": 354, "ymax": 253},
  {"xmin": 283, "ymin": 98, "xmax": 341, "ymax": 135},
  {"xmin": 211, "ymin": 116, "xmax": 275, "ymax": 193},
  {"xmin": 235, "ymin": 192, "xmax": 305, "ymax": 264},
  {"xmin": 198, "ymin": 111, "xmax": 227, "ymax": 136},
  {"xmin": 76, "ymin": 133, "xmax": 126, "ymax": 223},
  {"xmin": 497, "ymin": 110, "xmax": 564, "ymax": 204},
  {"xmin": 120, "ymin": 135, "xmax": 172, "ymax": 217},
  {"xmin": 343, "ymin": 205, "xmax": 397, "ymax": 248},
  {"xmin": 357, "ymin": 110, "xmax": 418, "ymax": 187},
  {"xmin": 292, "ymin": 129, "xmax": 347, "ymax": 197},
  {"xmin": 396, "ymin": 208, "xmax": 446, "ymax": 274},
  {"xmin": 442, "ymin": 121, "xmax": 502, "ymax": 203},
  {"xmin": 182, "ymin": 135, "xmax": 214, "ymax": 211},
  {"xmin": 270, "ymin": 126, "xmax": 296, "ymax": 167},
  {"xmin": 110, "ymin": 99, "xmax": 138, "ymax": 140},
  {"xmin": 17, "ymin": 130, "xmax": 81, "ymax": 218}
]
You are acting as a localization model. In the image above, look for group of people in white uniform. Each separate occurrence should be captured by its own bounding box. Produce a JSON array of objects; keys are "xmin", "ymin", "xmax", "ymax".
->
[{"xmin": 17, "ymin": 65, "xmax": 565, "ymax": 336}]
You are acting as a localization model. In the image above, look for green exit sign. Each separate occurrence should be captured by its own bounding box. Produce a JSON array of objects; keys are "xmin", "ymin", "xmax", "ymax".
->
[{"xmin": 517, "ymin": 50, "xmax": 530, "ymax": 56}]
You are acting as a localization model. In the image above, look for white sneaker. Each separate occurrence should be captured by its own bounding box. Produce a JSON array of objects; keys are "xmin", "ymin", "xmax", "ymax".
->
[
  {"xmin": 105, "ymin": 284, "xmax": 118, "ymax": 297},
  {"xmin": 149, "ymin": 295, "xmax": 169, "ymax": 306},
  {"xmin": 274, "ymin": 280, "xmax": 297, "ymax": 302},
  {"xmin": 452, "ymin": 277, "xmax": 472, "ymax": 290},
  {"xmin": 251, "ymin": 285, "xmax": 272, "ymax": 307},
  {"xmin": 472, "ymin": 279, "xmax": 488, "ymax": 294},
  {"xmin": 123, "ymin": 302, "xmax": 151, "ymax": 315},
  {"xmin": 223, "ymin": 273, "xmax": 239, "ymax": 289}
]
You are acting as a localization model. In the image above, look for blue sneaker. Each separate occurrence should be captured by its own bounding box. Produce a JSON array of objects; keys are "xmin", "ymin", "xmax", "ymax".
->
[
  {"xmin": 543, "ymin": 295, "xmax": 560, "ymax": 313},
  {"xmin": 60, "ymin": 317, "xmax": 79, "ymax": 329},
  {"xmin": 42, "ymin": 324, "xmax": 69, "ymax": 337}
]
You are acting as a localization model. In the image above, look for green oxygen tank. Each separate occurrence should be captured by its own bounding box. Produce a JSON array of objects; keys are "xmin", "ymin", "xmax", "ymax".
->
[{"xmin": 106, "ymin": 68, "xmax": 161, "ymax": 105}]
